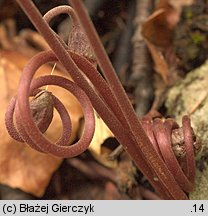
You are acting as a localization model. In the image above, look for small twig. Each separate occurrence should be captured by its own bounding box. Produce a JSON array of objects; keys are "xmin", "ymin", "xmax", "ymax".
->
[
  {"xmin": 113, "ymin": 0, "xmax": 135, "ymax": 83},
  {"xmin": 129, "ymin": 0, "xmax": 154, "ymax": 116},
  {"xmin": 188, "ymin": 92, "xmax": 208, "ymax": 115},
  {"xmin": 108, "ymin": 145, "xmax": 124, "ymax": 161},
  {"xmin": 45, "ymin": 62, "xmax": 56, "ymax": 91},
  {"xmin": 67, "ymin": 158, "xmax": 116, "ymax": 183}
]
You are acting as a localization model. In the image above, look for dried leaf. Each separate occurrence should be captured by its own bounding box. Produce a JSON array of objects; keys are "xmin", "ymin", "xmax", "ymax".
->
[
  {"xmin": 144, "ymin": 39, "xmax": 169, "ymax": 84},
  {"xmin": 141, "ymin": 0, "xmax": 194, "ymax": 84},
  {"xmin": 141, "ymin": 8, "xmax": 179, "ymax": 47},
  {"xmin": 80, "ymin": 113, "xmax": 116, "ymax": 168},
  {"xmin": 0, "ymin": 19, "xmax": 50, "ymax": 58},
  {"xmin": 142, "ymin": 0, "xmax": 195, "ymax": 46},
  {"xmin": 0, "ymin": 50, "xmax": 83, "ymax": 197},
  {"xmin": 159, "ymin": 0, "xmax": 195, "ymax": 10}
]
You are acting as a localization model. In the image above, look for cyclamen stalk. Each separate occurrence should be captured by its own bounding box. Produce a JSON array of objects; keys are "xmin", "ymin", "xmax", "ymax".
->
[{"xmin": 5, "ymin": 0, "xmax": 200, "ymax": 199}]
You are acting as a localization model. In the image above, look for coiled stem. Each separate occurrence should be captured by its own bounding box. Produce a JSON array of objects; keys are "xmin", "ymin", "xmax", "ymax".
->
[
  {"xmin": 8, "ymin": 0, "xmax": 200, "ymax": 199},
  {"xmin": 141, "ymin": 115, "xmax": 198, "ymax": 193},
  {"xmin": 5, "ymin": 51, "xmax": 95, "ymax": 157}
]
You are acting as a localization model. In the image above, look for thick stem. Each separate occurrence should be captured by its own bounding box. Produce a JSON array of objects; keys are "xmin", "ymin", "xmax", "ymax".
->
[
  {"xmin": 69, "ymin": 0, "xmax": 187, "ymax": 199},
  {"xmin": 16, "ymin": 0, "xmax": 187, "ymax": 199}
]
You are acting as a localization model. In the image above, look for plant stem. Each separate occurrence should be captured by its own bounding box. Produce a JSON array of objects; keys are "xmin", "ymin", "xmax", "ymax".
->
[
  {"xmin": 16, "ymin": 0, "xmax": 187, "ymax": 199},
  {"xmin": 69, "ymin": 0, "xmax": 188, "ymax": 199}
]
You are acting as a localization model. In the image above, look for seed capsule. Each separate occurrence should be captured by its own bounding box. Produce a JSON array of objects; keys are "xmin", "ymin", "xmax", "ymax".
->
[
  {"xmin": 68, "ymin": 24, "xmax": 96, "ymax": 64},
  {"xmin": 30, "ymin": 90, "xmax": 54, "ymax": 133},
  {"xmin": 171, "ymin": 127, "xmax": 201, "ymax": 158}
]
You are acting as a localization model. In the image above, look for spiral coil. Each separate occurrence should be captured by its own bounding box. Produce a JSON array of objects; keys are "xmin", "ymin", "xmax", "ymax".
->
[
  {"xmin": 141, "ymin": 115, "xmax": 200, "ymax": 192},
  {"xmin": 5, "ymin": 51, "xmax": 95, "ymax": 157},
  {"xmin": 5, "ymin": 4, "xmax": 201, "ymax": 198}
]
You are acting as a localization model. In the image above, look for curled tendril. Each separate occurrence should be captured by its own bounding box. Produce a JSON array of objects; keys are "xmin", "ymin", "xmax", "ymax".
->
[
  {"xmin": 141, "ymin": 115, "xmax": 200, "ymax": 192},
  {"xmin": 5, "ymin": 6, "xmax": 99, "ymax": 158},
  {"xmin": 7, "ymin": 1, "xmax": 201, "ymax": 199},
  {"xmin": 5, "ymin": 51, "xmax": 95, "ymax": 157},
  {"xmin": 43, "ymin": 6, "xmax": 96, "ymax": 63}
]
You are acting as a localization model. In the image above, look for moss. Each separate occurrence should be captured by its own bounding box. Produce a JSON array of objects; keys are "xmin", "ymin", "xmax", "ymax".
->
[
  {"xmin": 183, "ymin": 8, "xmax": 193, "ymax": 20},
  {"xmin": 191, "ymin": 32, "xmax": 206, "ymax": 45},
  {"xmin": 174, "ymin": 1, "xmax": 208, "ymax": 72}
]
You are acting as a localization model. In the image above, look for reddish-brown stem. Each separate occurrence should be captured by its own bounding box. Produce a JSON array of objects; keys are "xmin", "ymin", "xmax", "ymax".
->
[
  {"xmin": 15, "ymin": 0, "xmax": 172, "ymax": 199},
  {"xmin": 14, "ymin": 0, "xmax": 191, "ymax": 199},
  {"xmin": 16, "ymin": 52, "xmax": 95, "ymax": 156},
  {"xmin": 182, "ymin": 116, "xmax": 196, "ymax": 183},
  {"xmin": 17, "ymin": 75, "xmax": 95, "ymax": 156},
  {"xmin": 6, "ymin": 92, "xmax": 72, "ymax": 148},
  {"xmin": 43, "ymin": 5, "xmax": 78, "ymax": 49},
  {"xmin": 43, "ymin": 5, "xmax": 79, "ymax": 26},
  {"xmin": 21, "ymin": 49, "xmax": 172, "ymax": 198},
  {"xmin": 42, "ymin": 6, "xmax": 135, "ymax": 136},
  {"xmin": 69, "ymin": 0, "xmax": 188, "ymax": 199},
  {"xmin": 153, "ymin": 118, "xmax": 193, "ymax": 192},
  {"xmin": 70, "ymin": 52, "xmax": 133, "ymax": 133}
]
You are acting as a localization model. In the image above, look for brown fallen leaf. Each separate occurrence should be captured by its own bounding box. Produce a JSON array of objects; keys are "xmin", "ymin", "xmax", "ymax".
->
[
  {"xmin": 145, "ymin": 39, "xmax": 170, "ymax": 84},
  {"xmin": 0, "ymin": 19, "xmax": 50, "ymax": 58},
  {"xmin": 0, "ymin": 50, "xmax": 83, "ymax": 197},
  {"xmin": 79, "ymin": 112, "xmax": 116, "ymax": 168},
  {"xmin": 141, "ymin": 0, "xmax": 194, "ymax": 84},
  {"xmin": 142, "ymin": 8, "xmax": 174, "ymax": 48},
  {"xmin": 157, "ymin": 0, "xmax": 194, "ymax": 10}
]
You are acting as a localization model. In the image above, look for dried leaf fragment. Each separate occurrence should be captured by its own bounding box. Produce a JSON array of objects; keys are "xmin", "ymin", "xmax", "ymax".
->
[
  {"xmin": 79, "ymin": 112, "xmax": 116, "ymax": 168},
  {"xmin": 141, "ymin": 0, "xmax": 194, "ymax": 84},
  {"xmin": 144, "ymin": 39, "xmax": 170, "ymax": 84}
]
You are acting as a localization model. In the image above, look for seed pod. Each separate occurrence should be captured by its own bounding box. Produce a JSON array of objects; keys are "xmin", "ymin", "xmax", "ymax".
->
[
  {"xmin": 171, "ymin": 127, "xmax": 201, "ymax": 158},
  {"xmin": 30, "ymin": 90, "xmax": 54, "ymax": 133},
  {"xmin": 68, "ymin": 24, "xmax": 96, "ymax": 65},
  {"xmin": 171, "ymin": 128, "xmax": 185, "ymax": 158}
]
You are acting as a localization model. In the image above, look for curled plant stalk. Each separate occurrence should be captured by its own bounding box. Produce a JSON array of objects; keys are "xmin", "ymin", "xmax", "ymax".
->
[
  {"xmin": 5, "ymin": 0, "xmax": 201, "ymax": 199},
  {"xmin": 5, "ymin": 51, "xmax": 95, "ymax": 157},
  {"xmin": 141, "ymin": 115, "xmax": 200, "ymax": 192}
]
